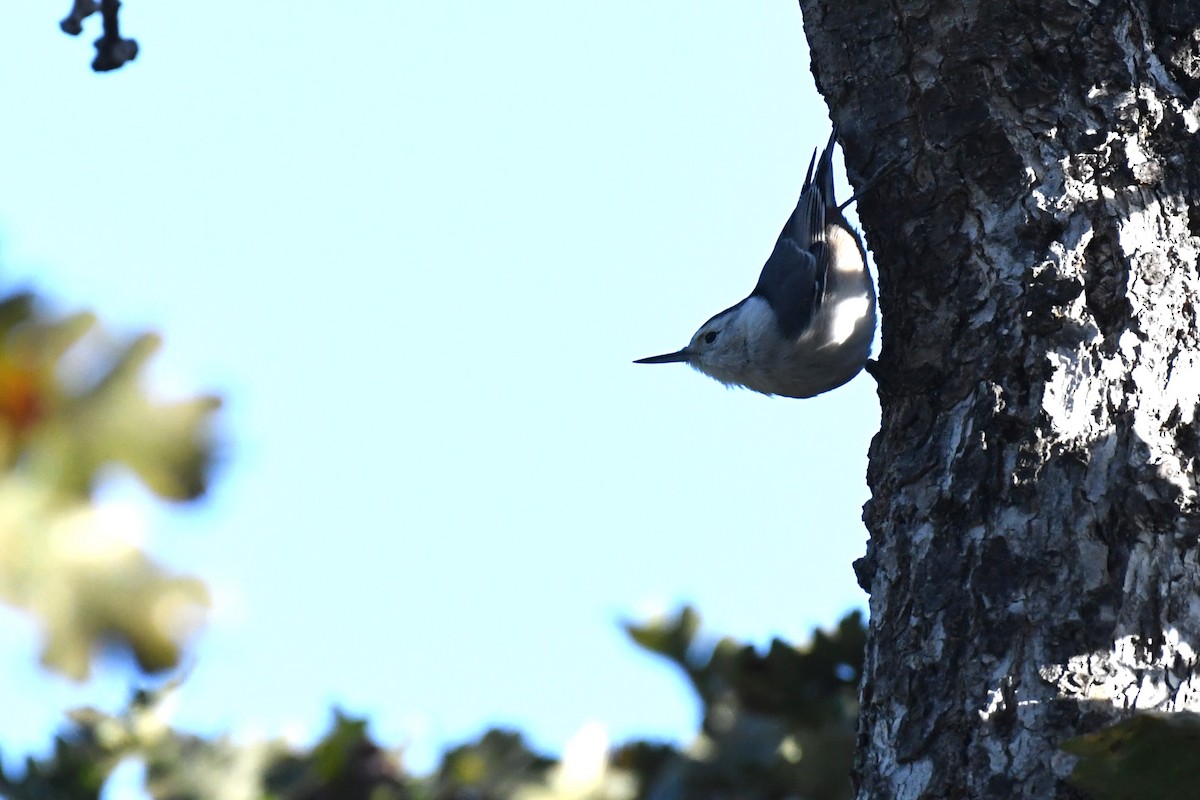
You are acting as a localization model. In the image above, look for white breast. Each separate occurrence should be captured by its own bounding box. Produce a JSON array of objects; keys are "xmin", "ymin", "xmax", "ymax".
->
[{"xmin": 828, "ymin": 296, "xmax": 873, "ymax": 346}]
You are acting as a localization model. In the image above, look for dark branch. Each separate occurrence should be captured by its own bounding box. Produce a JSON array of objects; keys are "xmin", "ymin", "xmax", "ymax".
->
[
  {"xmin": 59, "ymin": 0, "xmax": 98, "ymax": 36},
  {"xmin": 92, "ymin": 0, "xmax": 138, "ymax": 72}
]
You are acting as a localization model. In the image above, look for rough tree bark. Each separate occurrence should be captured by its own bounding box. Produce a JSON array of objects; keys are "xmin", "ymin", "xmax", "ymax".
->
[{"xmin": 797, "ymin": 0, "xmax": 1200, "ymax": 797}]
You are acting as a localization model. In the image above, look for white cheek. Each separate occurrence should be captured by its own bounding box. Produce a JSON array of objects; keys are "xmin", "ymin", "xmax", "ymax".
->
[
  {"xmin": 737, "ymin": 297, "xmax": 776, "ymax": 339},
  {"xmin": 828, "ymin": 297, "xmax": 871, "ymax": 345}
]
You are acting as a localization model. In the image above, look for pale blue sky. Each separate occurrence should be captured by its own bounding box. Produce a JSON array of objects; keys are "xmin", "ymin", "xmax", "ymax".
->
[{"xmin": 0, "ymin": 0, "xmax": 877, "ymax": 780}]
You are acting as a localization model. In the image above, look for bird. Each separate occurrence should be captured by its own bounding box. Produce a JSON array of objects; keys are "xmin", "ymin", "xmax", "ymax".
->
[{"xmin": 634, "ymin": 129, "xmax": 876, "ymax": 399}]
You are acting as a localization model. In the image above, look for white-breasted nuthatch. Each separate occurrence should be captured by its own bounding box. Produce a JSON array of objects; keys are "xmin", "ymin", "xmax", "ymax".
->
[{"xmin": 635, "ymin": 129, "xmax": 876, "ymax": 398}]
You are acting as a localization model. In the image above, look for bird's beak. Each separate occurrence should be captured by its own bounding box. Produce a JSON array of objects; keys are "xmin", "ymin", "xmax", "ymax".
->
[{"xmin": 634, "ymin": 349, "xmax": 692, "ymax": 364}]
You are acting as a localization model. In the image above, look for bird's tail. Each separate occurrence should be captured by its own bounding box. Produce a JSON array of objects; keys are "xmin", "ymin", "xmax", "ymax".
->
[
  {"xmin": 788, "ymin": 127, "xmax": 839, "ymax": 248},
  {"xmin": 814, "ymin": 126, "xmax": 839, "ymax": 209}
]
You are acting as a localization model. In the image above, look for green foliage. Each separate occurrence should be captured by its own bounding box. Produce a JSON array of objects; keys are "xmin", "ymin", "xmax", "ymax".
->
[
  {"xmin": 624, "ymin": 607, "xmax": 862, "ymax": 800},
  {"xmin": 0, "ymin": 732, "xmax": 112, "ymax": 800},
  {"xmin": 263, "ymin": 710, "xmax": 407, "ymax": 800},
  {"xmin": 0, "ymin": 685, "xmax": 406, "ymax": 800},
  {"xmin": 1, "ymin": 609, "xmax": 866, "ymax": 800},
  {"xmin": 0, "ymin": 681, "xmax": 180, "ymax": 800},
  {"xmin": 432, "ymin": 729, "xmax": 554, "ymax": 800},
  {"xmin": 1064, "ymin": 711, "xmax": 1200, "ymax": 800},
  {"xmin": 0, "ymin": 291, "xmax": 218, "ymax": 679}
]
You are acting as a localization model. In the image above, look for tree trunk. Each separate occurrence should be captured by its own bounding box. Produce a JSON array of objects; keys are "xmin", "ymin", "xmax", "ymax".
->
[{"xmin": 797, "ymin": 0, "xmax": 1200, "ymax": 797}]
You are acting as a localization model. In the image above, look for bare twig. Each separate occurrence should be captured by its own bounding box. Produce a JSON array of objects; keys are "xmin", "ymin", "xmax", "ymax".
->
[
  {"xmin": 59, "ymin": 0, "xmax": 98, "ymax": 36},
  {"xmin": 92, "ymin": 0, "xmax": 138, "ymax": 72}
]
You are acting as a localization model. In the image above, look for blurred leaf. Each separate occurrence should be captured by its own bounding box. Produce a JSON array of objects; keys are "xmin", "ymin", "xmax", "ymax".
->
[
  {"xmin": 609, "ymin": 738, "xmax": 676, "ymax": 782},
  {"xmin": 5, "ymin": 688, "xmax": 410, "ymax": 800},
  {"xmin": 0, "ymin": 289, "xmax": 218, "ymax": 679},
  {"xmin": 0, "ymin": 293, "xmax": 220, "ymax": 500},
  {"xmin": 0, "ymin": 294, "xmax": 78, "ymax": 470},
  {"xmin": 0, "ymin": 476, "xmax": 209, "ymax": 678},
  {"xmin": 0, "ymin": 680, "xmax": 281, "ymax": 800},
  {"xmin": 514, "ymin": 724, "xmax": 635, "ymax": 800},
  {"xmin": 730, "ymin": 610, "xmax": 865, "ymax": 727},
  {"xmin": 1064, "ymin": 712, "xmax": 1200, "ymax": 800},
  {"xmin": 433, "ymin": 729, "xmax": 553, "ymax": 800},
  {"xmin": 0, "ymin": 688, "xmax": 143, "ymax": 800},
  {"xmin": 624, "ymin": 609, "xmax": 864, "ymax": 800},
  {"xmin": 30, "ymin": 330, "xmax": 221, "ymax": 501},
  {"xmin": 311, "ymin": 711, "xmax": 371, "ymax": 781},
  {"xmin": 145, "ymin": 732, "xmax": 284, "ymax": 800},
  {"xmin": 265, "ymin": 709, "xmax": 407, "ymax": 800},
  {"xmin": 623, "ymin": 606, "xmax": 701, "ymax": 667},
  {"xmin": 0, "ymin": 737, "xmax": 112, "ymax": 800}
]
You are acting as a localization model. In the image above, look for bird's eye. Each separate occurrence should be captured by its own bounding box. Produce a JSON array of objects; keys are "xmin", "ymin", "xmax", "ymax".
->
[{"xmin": 704, "ymin": 331, "xmax": 719, "ymax": 344}]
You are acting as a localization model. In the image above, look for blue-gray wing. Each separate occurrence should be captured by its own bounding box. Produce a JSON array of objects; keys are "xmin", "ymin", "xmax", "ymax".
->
[
  {"xmin": 752, "ymin": 238, "xmax": 829, "ymax": 340},
  {"xmin": 750, "ymin": 130, "xmax": 839, "ymax": 339}
]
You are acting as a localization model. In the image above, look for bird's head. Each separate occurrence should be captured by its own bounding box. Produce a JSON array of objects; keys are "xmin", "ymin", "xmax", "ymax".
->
[{"xmin": 635, "ymin": 300, "xmax": 774, "ymax": 388}]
